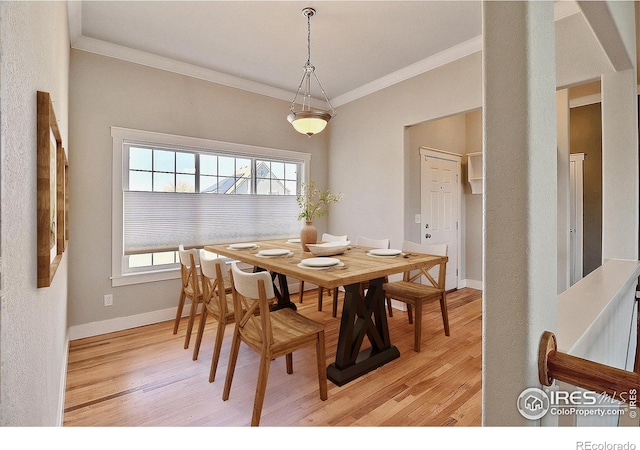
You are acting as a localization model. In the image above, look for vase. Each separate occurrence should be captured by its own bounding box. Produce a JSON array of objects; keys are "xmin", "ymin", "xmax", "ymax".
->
[{"xmin": 300, "ymin": 221, "xmax": 317, "ymax": 252}]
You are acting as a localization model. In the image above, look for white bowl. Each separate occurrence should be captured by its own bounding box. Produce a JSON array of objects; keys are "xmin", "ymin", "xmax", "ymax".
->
[{"xmin": 306, "ymin": 241, "xmax": 350, "ymax": 256}]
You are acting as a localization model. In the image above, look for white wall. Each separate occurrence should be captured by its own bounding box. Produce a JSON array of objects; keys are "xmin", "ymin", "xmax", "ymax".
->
[
  {"xmin": 68, "ymin": 50, "xmax": 328, "ymax": 330},
  {"xmin": 328, "ymin": 53, "xmax": 483, "ymax": 249},
  {"xmin": 0, "ymin": 1, "xmax": 70, "ymax": 426}
]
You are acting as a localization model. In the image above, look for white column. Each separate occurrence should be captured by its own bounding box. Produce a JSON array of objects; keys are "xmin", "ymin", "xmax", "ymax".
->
[
  {"xmin": 482, "ymin": 1, "xmax": 557, "ymax": 426},
  {"xmin": 601, "ymin": 68, "xmax": 638, "ymax": 261}
]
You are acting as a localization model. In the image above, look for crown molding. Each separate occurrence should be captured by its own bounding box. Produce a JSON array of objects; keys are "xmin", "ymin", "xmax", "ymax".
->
[
  {"xmin": 331, "ymin": 35, "xmax": 482, "ymax": 107},
  {"xmin": 554, "ymin": 1, "xmax": 582, "ymax": 22},
  {"xmin": 71, "ymin": 34, "xmax": 297, "ymax": 103},
  {"xmin": 68, "ymin": 1, "xmax": 583, "ymax": 108}
]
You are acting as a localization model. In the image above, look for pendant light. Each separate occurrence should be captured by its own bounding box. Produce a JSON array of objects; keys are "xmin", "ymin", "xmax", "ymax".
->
[{"xmin": 287, "ymin": 7, "xmax": 336, "ymax": 137}]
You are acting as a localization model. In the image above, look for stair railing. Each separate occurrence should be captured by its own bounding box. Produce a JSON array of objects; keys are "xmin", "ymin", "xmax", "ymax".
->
[{"xmin": 538, "ymin": 331, "xmax": 640, "ymax": 404}]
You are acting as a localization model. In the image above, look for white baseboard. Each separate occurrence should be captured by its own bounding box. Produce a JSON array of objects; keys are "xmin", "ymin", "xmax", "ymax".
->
[
  {"xmin": 68, "ymin": 306, "xmax": 186, "ymax": 340},
  {"xmin": 69, "ymin": 279, "xmax": 456, "ymax": 341},
  {"xmin": 460, "ymin": 279, "xmax": 483, "ymax": 290},
  {"xmin": 390, "ymin": 299, "xmax": 407, "ymax": 312},
  {"xmin": 58, "ymin": 333, "xmax": 70, "ymax": 426},
  {"xmin": 69, "ymin": 281, "xmax": 310, "ymax": 340}
]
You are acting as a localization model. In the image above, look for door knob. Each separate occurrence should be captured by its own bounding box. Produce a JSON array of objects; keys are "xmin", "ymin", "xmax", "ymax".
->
[
  {"xmin": 425, "ymin": 224, "xmax": 430, "ymax": 229},
  {"xmin": 425, "ymin": 233, "xmax": 431, "ymax": 239}
]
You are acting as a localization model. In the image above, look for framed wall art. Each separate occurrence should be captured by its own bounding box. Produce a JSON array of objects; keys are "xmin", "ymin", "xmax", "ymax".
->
[{"xmin": 37, "ymin": 90, "xmax": 66, "ymax": 288}]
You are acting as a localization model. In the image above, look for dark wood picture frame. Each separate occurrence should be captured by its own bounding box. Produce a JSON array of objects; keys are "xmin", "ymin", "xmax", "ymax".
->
[
  {"xmin": 37, "ymin": 91, "xmax": 66, "ymax": 288},
  {"xmin": 64, "ymin": 153, "xmax": 69, "ymax": 244}
]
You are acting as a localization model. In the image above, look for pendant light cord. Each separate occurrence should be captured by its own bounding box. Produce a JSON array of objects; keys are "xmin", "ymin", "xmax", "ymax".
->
[
  {"xmin": 306, "ymin": 11, "xmax": 311, "ymax": 66},
  {"xmin": 288, "ymin": 7, "xmax": 336, "ymax": 117}
]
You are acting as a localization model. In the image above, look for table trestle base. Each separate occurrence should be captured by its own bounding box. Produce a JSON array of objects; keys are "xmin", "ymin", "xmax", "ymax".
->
[{"xmin": 327, "ymin": 278, "xmax": 400, "ymax": 386}]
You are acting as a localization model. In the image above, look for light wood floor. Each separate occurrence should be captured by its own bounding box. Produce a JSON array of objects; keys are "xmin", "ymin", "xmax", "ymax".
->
[{"xmin": 63, "ymin": 287, "xmax": 482, "ymax": 426}]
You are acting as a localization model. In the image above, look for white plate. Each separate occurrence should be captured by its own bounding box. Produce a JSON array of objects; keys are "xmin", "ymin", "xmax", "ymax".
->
[
  {"xmin": 287, "ymin": 238, "xmax": 301, "ymax": 243},
  {"xmin": 229, "ymin": 243, "xmax": 257, "ymax": 249},
  {"xmin": 368, "ymin": 248, "xmax": 402, "ymax": 256},
  {"xmin": 298, "ymin": 261, "xmax": 345, "ymax": 270},
  {"xmin": 258, "ymin": 248, "xmax": 291, "ymax": 257},
  {"xmin": 300, "ymin": 257, "xmax": 340, "ymax": 268}
]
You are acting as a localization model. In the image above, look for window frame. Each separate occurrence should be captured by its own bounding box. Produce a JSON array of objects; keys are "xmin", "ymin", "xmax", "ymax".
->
[{"xmin": 111, "ymin": 127, "xmax": 311, "ymax": 287}]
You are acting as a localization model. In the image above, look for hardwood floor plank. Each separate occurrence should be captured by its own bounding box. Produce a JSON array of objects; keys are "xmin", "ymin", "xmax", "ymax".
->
[{"xmin": 64, "ymin": 288, "xmax": 482, "ymax": 426}]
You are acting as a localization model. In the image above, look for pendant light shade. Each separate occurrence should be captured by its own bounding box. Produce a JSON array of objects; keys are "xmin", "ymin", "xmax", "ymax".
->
[
  {"xmin": 287, "ymin": 110, "xmax": 332, "ymax": 136},
  {"xmin": 288, "ymin": 8, "xmax": 335, "ymax": 137}
]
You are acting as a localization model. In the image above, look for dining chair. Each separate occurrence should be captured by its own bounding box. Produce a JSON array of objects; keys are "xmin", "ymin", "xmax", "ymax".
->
[
  {"xmin": 383, "ymin": 240, "xmax": 449, "ymax": 352},
  {"xmin": 355, "ymin": 235, "xmax": 394, "ymax": 317},
  {"xmin": 222, "ymin": 262, "xmax": 328, "ymax": 426},
  {"xmin": 191, "ymin": 256, "xmax": 235, "ymax": 382},
  {"xmin": 300, "ymin": 232, "xmax": 348, "ymax": 317},
  {"xmin": 174, "ymin": 247, "xmax": 203, "ymax": 349}
]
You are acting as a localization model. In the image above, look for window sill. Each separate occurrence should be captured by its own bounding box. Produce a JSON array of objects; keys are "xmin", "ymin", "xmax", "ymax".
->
[{"xmin": 111, "ymin": 267, "xmax": 180, "ymax": 287}]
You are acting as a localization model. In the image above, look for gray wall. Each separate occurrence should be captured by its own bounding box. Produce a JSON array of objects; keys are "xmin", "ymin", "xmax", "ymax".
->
[
  {"xmin": 570, "ymin": 103, "xmax": 603, "ymax": 277},
  {"xmin": 464, "ymin": 109, "xmax": 483, "ymax": 283},
  {"xmin": 0, "ymin": 1, "xmax": 70, "ymax": 426},
  {"xmin": 405, "ymin": 110, "xmax": 483, "ymax": 284},
  {"xmin": 68, "ymin": 50, "xmax": 328, "ymax": 327},
  {"xmin": 328, "ymin": 53, "xmax": 483, "ymax": 250}
]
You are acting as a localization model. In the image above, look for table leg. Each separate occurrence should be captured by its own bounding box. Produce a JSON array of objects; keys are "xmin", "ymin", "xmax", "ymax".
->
[
  {"xmin": 253, "ymin": 267, "xmax": 296, "ymax": 311},
  {"xmin": 327, "ymin": 277, "xmax": 400, "ymax": 386}
]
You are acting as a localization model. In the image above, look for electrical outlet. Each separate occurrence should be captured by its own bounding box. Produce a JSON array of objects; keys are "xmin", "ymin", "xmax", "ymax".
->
[
  {"xmin": 104, "ymin": 294, "xmax": 113, "ymax": 306},
  {"xmin": 415, "ymin": 214, "xmax": 421, "ymax": 224}
]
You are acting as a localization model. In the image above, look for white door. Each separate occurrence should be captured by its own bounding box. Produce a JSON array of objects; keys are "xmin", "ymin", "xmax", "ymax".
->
[
  {"xmin": 569, "ymin": 153, "xmax": 585, "ymax": 286},
  {"xmin": 420, "ymin": 148, "xmax": 461, "ymax": 291}
]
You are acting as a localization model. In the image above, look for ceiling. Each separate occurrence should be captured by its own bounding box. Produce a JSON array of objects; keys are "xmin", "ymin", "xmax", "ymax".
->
[{"xmin": 68, "ymin": 1, "xmax": 582, "ymax": 107}]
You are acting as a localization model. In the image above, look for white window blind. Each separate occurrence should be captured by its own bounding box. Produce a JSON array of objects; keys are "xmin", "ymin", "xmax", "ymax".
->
[
  {"xmin": 124, "ymin": 191, "xmax": 300, "ymax": 254},
  {"xmin": 111, "ymin": 126, "xmax": 311, "ymax": 286}
]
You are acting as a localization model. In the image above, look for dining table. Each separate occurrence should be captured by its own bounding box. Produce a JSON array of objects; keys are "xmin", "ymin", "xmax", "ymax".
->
[{"xmin": 205, "ymin": 238, "xmax": 448, "ymax": 387}]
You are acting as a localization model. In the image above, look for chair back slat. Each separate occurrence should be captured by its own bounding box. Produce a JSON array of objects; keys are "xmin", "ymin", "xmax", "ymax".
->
[
  {"xmin": 179, "ymin": 247, "xmax": 200, "ymax": 266},
  {"xmin": 356, "ymin": 236, "xmax": 390, "ymax": 249},
  {"xmin": 179, "ymin": 249, "xmax": 199, "ymax": 290},
  {"xmin": 322, "ymin": 233, "xmax": 348, "ymax": 242},
  {"xmin": 402, "ymin": 241, "xmax": 447, "ymax": 288}
]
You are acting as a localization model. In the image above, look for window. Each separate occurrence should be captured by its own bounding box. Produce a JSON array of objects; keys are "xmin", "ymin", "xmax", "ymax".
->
[{"xmin": 111, "ymin": 127, "xmax": 311, "ymax": 286}]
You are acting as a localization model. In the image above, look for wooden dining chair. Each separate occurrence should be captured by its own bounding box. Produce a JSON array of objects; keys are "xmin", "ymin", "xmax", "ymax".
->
[
  {"xmin": 174, "ymin": 247, "xmax": 203, "ymax": 349},
  {"xmin": 355, "ymin": 235, "xmax": 394, "ymax": 317},
  {"xmin": 383, "ymin": 241, "xmax": 449, "ymax": 352},
  {"xmin": 191, "ymin": 256, "xmax": 234, "ymax": 382},
  {"xmin": 222, "ymin": 262, "xmax": 328, "ymax": 426},
  {"xmin": 300, "ymin": 232, "xmax": 348, "ymax": 317}
]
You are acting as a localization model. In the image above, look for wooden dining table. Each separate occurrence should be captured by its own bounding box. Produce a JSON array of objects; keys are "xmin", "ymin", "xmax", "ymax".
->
[{"xmin": 205, "ymin": 239, "xmax": 448, "ymax": 387}]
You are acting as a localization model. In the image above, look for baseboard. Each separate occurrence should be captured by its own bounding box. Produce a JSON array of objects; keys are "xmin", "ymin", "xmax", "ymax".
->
[
  {"xmin": 68, "ymin": 306, "xmax": 187, "ymax": 340},
  {"xmin": 68, "ymin": 280, "xmax": 311, "ymax": 340},
  {"xmin": 460, "ymin": 279, "xmax": 483, "ymax": 290},
  {"xmin": 58, "ymin": 332, "xmax": 70, "ymax": 426},
  {"xmin": 67, "ymin": 280, "xmax": 416, "ymax": 341},
  {"xmin": 390, "ymin": 299, "xmax": 407, "ymax": 312}
]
